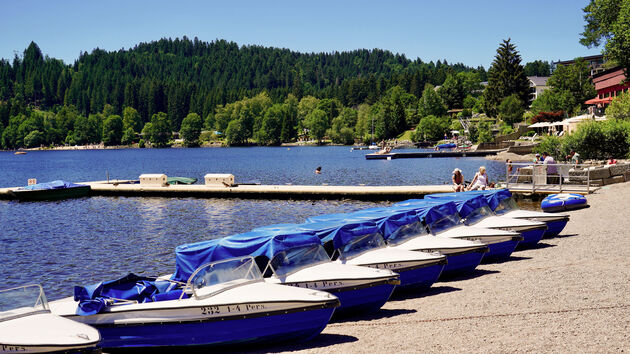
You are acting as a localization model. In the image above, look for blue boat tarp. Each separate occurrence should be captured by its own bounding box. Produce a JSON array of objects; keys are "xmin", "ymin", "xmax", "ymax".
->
[
  {"xmin": 424, "ymin": 189, "xmax": 513, "ymax": 212},
  {"xmin": 349, "ymin": 208, "xmax": 420, "ymax": 240},
  {"xmin": 19, "ymin": 180, "xmax": 87, "ymax": 191},
  {"xmin": 421, "ymin": 195, "xmax": 490, "ymax": 219},
  {"xmin": 299, "ymin": 219, "xmax": 381, "ymax": 250},
  {"xmin": 74, "ymin": 273, "xmax": 174, "ymax": 316},
  {"xmin": 436, "ymin": 143, "xmax": 456, "ymax": 149},
  {"xmin": 392, "ymin": 200, "xmax": 461, "ymax": 226},
  {"xmin": 172, "ymin": 230, "xmax": 322, "ymax": 282}
]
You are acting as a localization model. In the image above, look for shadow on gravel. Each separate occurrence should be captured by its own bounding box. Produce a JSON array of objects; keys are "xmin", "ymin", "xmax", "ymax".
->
[
  {"xmin": 515, "ymin": 242, "xmax": 557, "ymax": 251},
  {"xmin": 484, "ymin": 255, "xmax": 532, "ymax": 264},
  {"xmin": 438, "ymin": 268, "xmax": 500, "ymax": 282},
  {"xmin": 256, "ymin": 333, "xmax": 359, "ymax": 353},
  {"xmin": 388, "ymin": 285, "xmax": 461, "ymax": 302},
  {"xmin": 551, "ymin": 233, "xmax": 580, "ymax": 239},
  {"xmin": 331, "ymin": 308, "xmax": 417, "ymax": 323}
]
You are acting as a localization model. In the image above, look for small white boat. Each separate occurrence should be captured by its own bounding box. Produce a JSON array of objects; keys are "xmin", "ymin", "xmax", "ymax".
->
[
  {"xmin": 393, "ymin": 200, "xmax": 523, "ymax": 262},
  {"xmin": 337, "ymin": 207, "xmax": 489, "ymax": 277},
  {"xmin": 173, "ymin": 232, "xmax": 399, "ymax": 316},
  {"xmin": 50, "ymin": 257, "xmax": 339, "ymax": 349},
  {"xmin": 296, "ymin": 217, "xmax": 448, "ymax": 290},
  {"xmin": 0, "ymin": 284, "xmax": 100, "ymax": 353}
]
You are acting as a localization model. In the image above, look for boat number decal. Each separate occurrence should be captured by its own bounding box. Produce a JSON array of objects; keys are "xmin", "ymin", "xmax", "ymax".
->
[
  {"xmin": 201, "ymin": 306, "xmax": 221, "ymax": 315},
  {"xmin": 293, "ymin": 280, "xmax": 344, "ymax": 289},
  {"xmin": 200, "ymin": 304, "xmax": 266, "ymax": 315},
  {"xmin": 1, "ymin": 345, "xmax": 26, "ymax": 352},
  {"xmin": 369, "ymin": 263, "xmax": 404, "ymax": 270}
]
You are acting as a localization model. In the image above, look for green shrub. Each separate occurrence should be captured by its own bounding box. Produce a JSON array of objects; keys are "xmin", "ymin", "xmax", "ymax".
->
[{"xmin": 138, "ymin": 139, "xmax": 145, "ymax": 148}]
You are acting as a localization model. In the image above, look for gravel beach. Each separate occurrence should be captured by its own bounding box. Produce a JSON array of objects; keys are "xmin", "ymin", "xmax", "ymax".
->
[{"xmin": 272, "ymin": 182, "xmax": 630, "ymax": 353}]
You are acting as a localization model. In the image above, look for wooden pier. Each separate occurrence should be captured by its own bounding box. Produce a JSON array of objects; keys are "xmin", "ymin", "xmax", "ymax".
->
[
  {"xmin": 365, "ymin": 149, "xmax": 504, "ymax": 160},
  {"xmin": 0, "ymin": 181, "xmax": 455, "ymax": 201}
]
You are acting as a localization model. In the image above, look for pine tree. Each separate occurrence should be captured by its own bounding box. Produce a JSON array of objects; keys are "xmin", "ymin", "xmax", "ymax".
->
[{"xmin": 483, "ymin": 39, "xmax": 532, "ymax": 117}]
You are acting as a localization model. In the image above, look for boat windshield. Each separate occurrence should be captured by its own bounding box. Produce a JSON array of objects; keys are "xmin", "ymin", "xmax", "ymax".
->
[
  {"xmin": 189, "ymin": 257, "xmax": 262, "ymax": 299},
  {"xmin": 386, "ymin": 221, "xmax": 428, "ymax": 246},
  {"xmin": 339, "ymin": 232, "xmax": 386, "ymax": 260},
  {"xmin": 0, "ymin": 284, "xmax": 49, "ymax": 322},
  {"xmin": 463, "ymin": 206, "xmax": 495, "ymax": 225},
  {"xmin": 494, "ymin": 198, "xmax": 519, "ymax": 215},
  {"xmin": 427, "ymin": 213, "xmax": 462, "ymax": 234},
  {"xmin": 269, "ymin": 244, "xmax": 331, "ymax": 277}
]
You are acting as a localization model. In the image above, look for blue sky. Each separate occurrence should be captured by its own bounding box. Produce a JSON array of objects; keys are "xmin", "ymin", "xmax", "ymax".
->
[{"xmin": 1, "ymin": 0, "xmax": 601, "ymax": 68}]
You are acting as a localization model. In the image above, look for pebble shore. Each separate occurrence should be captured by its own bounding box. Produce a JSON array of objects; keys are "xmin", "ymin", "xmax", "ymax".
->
[{"xmin": 271, "ymin": 182, "xmax": 630, "ymax": 353}]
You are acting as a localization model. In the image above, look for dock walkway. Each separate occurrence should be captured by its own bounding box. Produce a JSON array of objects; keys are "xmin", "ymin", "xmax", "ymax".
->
[{"xmin": 0, "ymin": 182, "xmax": 455, "ymax": 201}]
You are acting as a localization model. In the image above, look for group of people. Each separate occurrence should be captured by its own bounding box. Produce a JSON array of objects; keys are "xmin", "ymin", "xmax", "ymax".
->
[{"xmin": 452, "ymin": 166, "xmax": 491, "ymax": 192}]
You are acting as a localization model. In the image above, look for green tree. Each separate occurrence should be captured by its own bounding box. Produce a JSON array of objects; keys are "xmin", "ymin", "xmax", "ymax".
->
[
  {"xmin": 418, "ymin": 84, "xmax": 447, "ymax": 118},
  {"xmin": 225, "ymin": 119, "xmax": 248, "ymax": 145},
  {"xmin": 179, "ymin": 112, "xmax": 203, "ymax": 146},
  {"xmin": 606, "ymin": 91, "xmax": 630, "ymax": 119},
  {"xmin": 547, "ymin": 59, "xmax": 597, "ymax": 111},
  {"xmin": 121, "ymin": 127, "xmax": 136, "ymax": 145},
  {"xmin": 581, "ymin": 0, "xmax": 630, "ymax": 76},
  {"xmin": 304, "ymin": 108, "xmax": 328, "ymax": 143},
  {"xmin": 23, "ymin": 130, "xmax": 44, "ymax": 148},
  {"xmin": 255, "ymin": 104, "xmax": 284, "ymax": 145},
  {"xmin": 497, "ymin": 94, "xmax": 525, "ymax": 125},
  {"xmin": 281, "ymin": 94, "xmax": 299, "ymax": 142},
  {"xmin": 102, "ymin": 115, "xmax": 123, "ymax": 145},
  {"xmin": 328, "ymin": 107, "xmax": 358, "ymax": 144},
  {"xmin": 413, "ymin": 115, "xmax": 450, "ymax": 141},
  {"xmin": 476, "ymin": 120, "xmax": 494, "ymax": 143},
  {"xmin": 148, "ymin": 112, "xmax": 171, "ymax": 147},
  {"xmin": 530, "ymin": 89, "xmax": 576, "ymax": 115},
  {"xmin": 524, "ymin": 60, "xmax": 551, "ymax": 76},
  {"xmin": 122, "ymin": 107, "xmax": 143, "ymax": 133},
  {"xmin": 483, "ymin": 39, "xmax": 532, "ymax": 117},
  {"xmin": 439, "ymin": 74, "xmax": 465, "ymax": 109}
]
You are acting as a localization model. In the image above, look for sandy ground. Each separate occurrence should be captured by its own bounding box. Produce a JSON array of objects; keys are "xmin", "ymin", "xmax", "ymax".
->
[{"xmin": 267, "ymin": 182, "xmax": 630, "ymax": 353}]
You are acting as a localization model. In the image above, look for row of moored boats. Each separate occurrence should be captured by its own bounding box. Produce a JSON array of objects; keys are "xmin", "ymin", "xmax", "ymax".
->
[{"xmin": 0, "ymin": 189, "xmax": 571, "ymax": 352}]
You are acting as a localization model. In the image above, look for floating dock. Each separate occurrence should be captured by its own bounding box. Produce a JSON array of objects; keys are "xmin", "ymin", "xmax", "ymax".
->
[
  {"xmin": 365, "ymin": 149, "xmax": 504, "ymax": 160},
  {"xmin": 0, "ymin": 181, "xmax": 455, "ymax": 201}
]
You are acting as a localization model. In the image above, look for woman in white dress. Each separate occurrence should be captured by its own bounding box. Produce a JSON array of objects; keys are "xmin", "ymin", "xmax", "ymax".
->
[{"xmin": 468, "ymin": 166, "xmax": 489, "ymax": 191}]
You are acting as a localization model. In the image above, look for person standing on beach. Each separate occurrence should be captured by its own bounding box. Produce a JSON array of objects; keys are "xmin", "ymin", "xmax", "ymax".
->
[{"xmin": 542, "ymin": 152, "xmax": 559, "ymax": 184}]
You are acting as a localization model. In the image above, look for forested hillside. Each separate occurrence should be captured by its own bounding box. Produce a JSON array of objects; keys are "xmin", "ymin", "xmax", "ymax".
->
[{"xmin": 0, "ymin": 37, "xmax": 489, "ymax": 148}]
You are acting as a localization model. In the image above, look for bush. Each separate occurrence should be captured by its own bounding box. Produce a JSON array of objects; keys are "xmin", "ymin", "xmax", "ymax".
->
[
  {"xmin": 533, "ymin": 135, "xmax": 566, "ymax": 160},
  {"xmin": 476, "ymin": 120, "xmax": 494, "ymax": 144},
  {"xmin": 536, "ymin": 120, "xmax": 630, "ymax": 160},
  {"xmin": 138, "ymin": 139, "xmax": 145, "ymax": 148}
]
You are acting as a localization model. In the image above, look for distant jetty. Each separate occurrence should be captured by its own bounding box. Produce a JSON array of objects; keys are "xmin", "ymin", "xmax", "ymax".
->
[{"xmin": 365, "ymin": 149, "xmax": 505, "ymax": 160}]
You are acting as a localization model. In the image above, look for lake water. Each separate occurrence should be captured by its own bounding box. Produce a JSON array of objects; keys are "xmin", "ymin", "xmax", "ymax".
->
[{"xmin": 0, "ymin": 147, "xmax": 506, "ymax": 299}]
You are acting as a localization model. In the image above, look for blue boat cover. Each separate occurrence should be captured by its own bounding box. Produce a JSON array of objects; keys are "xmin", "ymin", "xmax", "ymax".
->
[
  {"xmin": 299, "ymin": 219, "xmax": 381, "ymax": 250},
  {"xmin": 436, "ymin": 143, "xmax": 456, "ymax": 149},
  {"xmin": 420, "ymin": 195, "xmax": 490, "ymax": 219},
  {"xmin": 20, "ymin": 180, "xmax": 86, "ymax": 191},
  {"xmin": 172, "ymin": 230, "xmax": 321, "ymax": 282},
  {"xmin": 392, "ymin": 200, "xmax": 460, "ymax": 225},
  {"xmin": 348, "ymin": 208, "xmax": 420, "ymax": 240},
  {"xmin": 424, "ymin": 189, "xmax": 513, "ymax": 211},
  {"xmin": 73, "ymin": 273, "xmax": 173, "ymax": 316}
]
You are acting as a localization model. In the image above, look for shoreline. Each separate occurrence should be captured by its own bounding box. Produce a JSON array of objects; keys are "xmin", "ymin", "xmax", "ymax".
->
[{"xmin": 270, "ymin": 181, "xmax": 630, "ymax": 352}]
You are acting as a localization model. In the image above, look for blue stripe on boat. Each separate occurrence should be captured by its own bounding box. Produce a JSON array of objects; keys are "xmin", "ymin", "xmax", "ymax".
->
[
  {"xmin": 396, "ymin": 263, "xmax": 445, "ymax": 290},
  {"xmin": 481, "ymin": 240, "xmax": 519, "ymax": 263},
  {"xmin": 331, "ymin": 283, "xmax": 395, "ymax": 316},
  {"xmin": 96, "ymin": 307, "xmax": 335, "ymax": 349},
  {"xmin": 440, "ymin": 251, "xmax": 486, "ymax": 278},
  {"xmin": 516, "ymin": 229, "xmax": 545, "ymax": 249},
  {"xmin": 543, "ymin": 219, "xmax": 568, "ymax": 238}
]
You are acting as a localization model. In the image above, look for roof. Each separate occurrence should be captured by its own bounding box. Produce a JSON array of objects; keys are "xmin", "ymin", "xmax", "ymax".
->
[
  {"xmin": 528, "ymin": 76, "xmax": 549, "ymax": 87},
  {"xmin": 554, "ymin": 54, "xmax": 605, "ymax": 65},
  {"xmin": 585, "ymin": 97, "xmax": 614, "ymax": 105}
]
